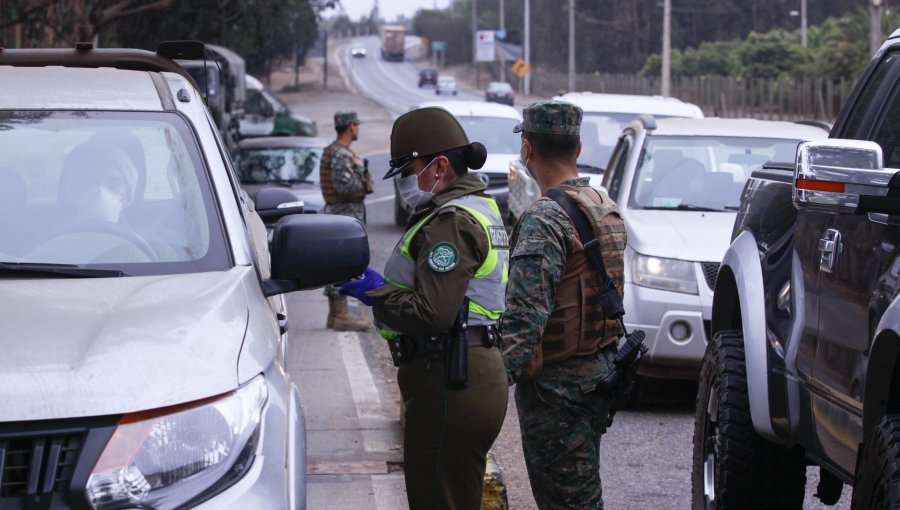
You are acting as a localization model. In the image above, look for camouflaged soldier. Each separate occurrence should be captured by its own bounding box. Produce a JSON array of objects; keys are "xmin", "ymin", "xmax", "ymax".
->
[
  {"xmin": 500, "ymin": 100, "xmax": 627, "ymax": 510},
  {"xmin": 320, "ymin": 110, "xmax": 372, "ymax": 331}
]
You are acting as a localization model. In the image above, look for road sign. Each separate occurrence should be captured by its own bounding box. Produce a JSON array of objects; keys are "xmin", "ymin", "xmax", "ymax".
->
[
  {"xmin": 431, "ymin": 40, "xmax": 446, "ymax": 51},
  {"xmin": 511, "ymin": 59, "xmax": 530, "ymax": 78},
  {"xmin": 475, "ymin": 30, "xmax": 495, "ymax": 62}
]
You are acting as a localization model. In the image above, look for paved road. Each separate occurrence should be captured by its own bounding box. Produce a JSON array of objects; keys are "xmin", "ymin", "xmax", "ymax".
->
[{"xmin": 284, "ymin": 39, "xmax": 853, "ymax": 509}]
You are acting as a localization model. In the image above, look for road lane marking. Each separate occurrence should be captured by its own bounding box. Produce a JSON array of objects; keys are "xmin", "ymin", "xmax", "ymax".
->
[{"xmin": 339, "ymin": 331, "xmax": 387, "ymax": 423}]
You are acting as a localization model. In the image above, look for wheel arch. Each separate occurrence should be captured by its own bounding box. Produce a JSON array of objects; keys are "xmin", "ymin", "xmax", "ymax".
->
[
  {"xmin": 863, "ymin": 307, "xmax": 900, "ymax": 443},
  {"xmin": 717, "ymin": 230, "xmax": 776, "ymax": 439}
]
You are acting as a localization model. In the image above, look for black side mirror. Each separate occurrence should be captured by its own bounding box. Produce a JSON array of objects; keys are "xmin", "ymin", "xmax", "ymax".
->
[
  {"xmin": 255, "ymin": 187, "xmax": 305, "ymax": 223},
  {"xmin": 263, "ymin": 215, "xmax": 369, "ymax": 296}
]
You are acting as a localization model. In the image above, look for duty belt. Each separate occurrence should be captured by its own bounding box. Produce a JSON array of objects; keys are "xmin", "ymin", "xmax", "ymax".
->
[{"xmin": 389, "ymin": 325, "xmax": 499, "ymax": 366}]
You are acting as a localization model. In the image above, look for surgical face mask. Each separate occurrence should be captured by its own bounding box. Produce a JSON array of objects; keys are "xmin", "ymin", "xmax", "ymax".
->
[
  {"xmin": 518, "ymin": 141, "xmax": 530, "ymax": 170},
  {"xmin": 77, "ymin": 186, "xmax": 124, "ymax": 223},
  {"xmin": 397, "ymin": 158, "xmax": 438, "ymax": 209}
]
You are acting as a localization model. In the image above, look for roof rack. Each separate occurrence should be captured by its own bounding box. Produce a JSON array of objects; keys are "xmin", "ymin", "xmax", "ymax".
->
[{"xmin": 0, "ymin": 40, "xmax": 204, "ymax": 90}]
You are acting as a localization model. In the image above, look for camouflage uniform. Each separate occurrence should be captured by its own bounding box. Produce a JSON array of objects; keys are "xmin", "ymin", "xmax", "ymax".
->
[{"xmin": 501, "ymin": 101, "xmax": 625, "ymax": 510}]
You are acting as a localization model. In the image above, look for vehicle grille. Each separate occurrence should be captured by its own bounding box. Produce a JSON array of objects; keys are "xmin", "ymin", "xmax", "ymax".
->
[
  {"xmin": 1, "ymin": 433, "xmax": 82, "ymax": 499},
  {"xmin": 701, "ymin": 262, "xmax": 720, "ymax": 291}
]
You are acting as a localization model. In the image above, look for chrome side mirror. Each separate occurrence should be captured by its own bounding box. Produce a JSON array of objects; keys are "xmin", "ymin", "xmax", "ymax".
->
[{"xmin": 794, "ymin": 139, "xmax": 896, "ymax": 214}]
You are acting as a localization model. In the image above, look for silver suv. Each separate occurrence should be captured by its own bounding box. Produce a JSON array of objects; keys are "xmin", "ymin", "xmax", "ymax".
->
[
  {"xmin": 600, "ymin": 115, "xmax": 828, "ymax": 388},
  {"xmin": 0, "ymin": 43, "xmax": 368, "ymax": 509}
]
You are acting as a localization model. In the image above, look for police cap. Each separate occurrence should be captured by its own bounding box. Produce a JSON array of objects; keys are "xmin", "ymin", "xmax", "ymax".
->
[{"xmin": 384, "ymin": 106, "xmax": 469, "ymax": 179}]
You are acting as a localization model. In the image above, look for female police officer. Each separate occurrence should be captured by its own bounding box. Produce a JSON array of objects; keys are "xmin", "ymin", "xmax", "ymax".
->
[{"xmin": 340, "ymin": 106, "xmax": 509, "ymax": 509}]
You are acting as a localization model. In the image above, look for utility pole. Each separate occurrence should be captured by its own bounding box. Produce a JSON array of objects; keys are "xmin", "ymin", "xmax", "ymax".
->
[
  {"xmin": 801, "ymin": 0, "xmax": 808, "ymax": 48},
  {"xmin": 499, "ymin": 0, "xmax": 506, "ymax": 82},
  {"xmin": 524, "ymin": 0, "xmax": 531, "ymax": 96},
  {"xmin": 661, "ymin": 0, "xmax": 670, "ymax": 96},
  {"xmin": 871, "ymin": 0, "xmax": 884, "ymax": 55},
  {"xmin": 568, "ymin": 0, "xmax": 575, "ymax": 93},
  {"xmin": 473, "ymin": 0, "xmax": 479, "ymax": 89},
  {"xmin": 323, "ymin": 31, "xmax": 328, "ymax": 90}
]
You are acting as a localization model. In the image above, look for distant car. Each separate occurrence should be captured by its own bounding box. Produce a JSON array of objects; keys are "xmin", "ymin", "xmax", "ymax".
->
[
  {"xmin": 232, "ymin": 136, "xmax": 329, "ymax": 214},
  {"xmin": 351, "ymin": 47, "xmax": 367, "ymax": 58},
  {"xmin": 507, "ymin": 92, "xmax": 704, "ymax": 223},
  {"xmin": 418, "ymin": 69, "xmax": 438, "ymax": 87},
  {"xmin": 436, "ymin": 76, "xmax": 458, "ymax": 95},
  {"xmin": 599, "ymin": 115, "xmax": 829, "ymax": 385},
  {"xmin": 394, "ymin": 101, "xmax": 521, "ymax": 226},
  {"xmin": 485, "ymin": 81, "xmax": 515, "ymax": 105}
]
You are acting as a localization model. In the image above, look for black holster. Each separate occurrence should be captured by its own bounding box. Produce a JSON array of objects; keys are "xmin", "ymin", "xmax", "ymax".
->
[{"xmin": 445, "ymin": 299, "xmax": 470, "ymax": 390}]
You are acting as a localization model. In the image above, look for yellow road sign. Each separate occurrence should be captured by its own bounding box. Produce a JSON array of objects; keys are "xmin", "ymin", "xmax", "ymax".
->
[{"xmin": 511, "ymin": 59, "xmax": 530, "ymax": 78}]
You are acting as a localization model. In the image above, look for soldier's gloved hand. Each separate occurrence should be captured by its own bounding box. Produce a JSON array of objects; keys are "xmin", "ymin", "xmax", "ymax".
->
[{"xmin": 339, "ymin": 268, "xmax": 386, "ymax": 306}]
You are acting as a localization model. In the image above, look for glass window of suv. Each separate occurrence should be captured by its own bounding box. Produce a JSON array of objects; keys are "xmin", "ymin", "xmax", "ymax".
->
[
  {"xmin": 0, "ymin": 111, "xmax": 230, "ymax": 275},
  {"xmin": 839, "ymin": 50, "xmax": 900, "ymax": 140},
  {"xmin": 602, "ymin": 134, "xmax": 632, "ymax": 201},
  {"xmin": 234, "ymin": 146, "xmax": 323, "ymax": 185},
  {"xmin": 631, "ymin": 135, "xmax": 802, "ymax": 211},
  {"xmin": 456, "ymin": 115, "xmax": 520, "ymax": 154}
]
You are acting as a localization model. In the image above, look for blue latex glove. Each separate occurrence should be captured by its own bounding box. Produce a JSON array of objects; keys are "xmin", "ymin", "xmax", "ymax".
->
[{"xmin": 339, "ymin": 268, "xmax": 386, "ymax": 306}]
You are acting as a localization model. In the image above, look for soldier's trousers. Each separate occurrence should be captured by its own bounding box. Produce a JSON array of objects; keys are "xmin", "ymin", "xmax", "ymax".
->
[
  {"xmin": 514, "ymin": 347, "xmax": 616, "ymax": 510},
  {"xmin": 398, "ymin": 345, "xmax": 508, "ymax": 510},
  {"xmin": 322, "ymin": 204, "xmax": 366, "ymax": 298}
]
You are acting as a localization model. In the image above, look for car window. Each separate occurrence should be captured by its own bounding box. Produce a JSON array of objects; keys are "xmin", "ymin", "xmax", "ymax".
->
[
  {"xmin": 456, "ymin": 115, "xmax": 521, "ymax": 154},
  {"xmin": 630, "ymin": 135, "xmax": 801, "ymax": 211},
  {"xmin": 603, "ymin": 135, "xmax": 631, "ymax": 201},
  {"xmin": 234, "ymin": 146, "xmax": 323, "ymax": 184},
  {"xmin": 0, "ymin": 111, "xmax": 230, "ymax": 275},
  {"xmin": 580, "ymin": 112, "xmax": 646, "ymax": 169},
  {"xmin": 840, "ymin": 50, "xmax": 900, "ymax": 140}
]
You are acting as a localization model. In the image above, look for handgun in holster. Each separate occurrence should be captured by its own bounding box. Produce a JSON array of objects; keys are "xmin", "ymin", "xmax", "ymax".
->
[
  {"xmin": 445, "ymin": 298, "xmax": 470, "ymax": 390},
  {"xmin": 389, "ymin": 335, "xmax": 417, "ymax": 367}
]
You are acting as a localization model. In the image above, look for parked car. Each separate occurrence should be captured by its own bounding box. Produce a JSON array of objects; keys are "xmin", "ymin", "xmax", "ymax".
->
[
  {"xmin": 242, "ymin": 74, "xmax": 317, "ymax": 138},
  {"xmin": 691, "ymin": 30, "xmax": 900, "ymax": 508},
  {"xmin": 232, "ymin": 136, "xmax": 328, "ymax": 214},
  {"xmin": 436, "ymin": 75, "xmax": 458, "ymax": 95},
  {"xmin": 599, "ymin": 116, "xmax": 828, "ymax": 388},
  {"xmin": 394, "ymin": 101, "xmax": 522, "ymax": 226},
  {"xmin": 418, "ymin": 68, "xmax": 438, "ymax": 87},
  {"xmin": 351, "ymin": 46, "xmax": 367, "ymax": 58},
  {"xmin": 0, "ymin": 42, "xmax": 368, "ymax": 510},
  {"xmin": 507, "ymin": 92, "xmax": 704, "ymax": 223},
  {"xmin": 485, "ymin": 81, "xmax": 515, "ymax": 105}
]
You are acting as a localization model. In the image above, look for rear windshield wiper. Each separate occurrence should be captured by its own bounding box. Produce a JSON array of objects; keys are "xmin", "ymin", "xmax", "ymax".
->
[
  {"xmin": 0, "ymin": 262, "xmax": 127, "ymax": 278},
  {"xmin": 641, "ymin": 204, "xmax": 727, "ymax": 212}
]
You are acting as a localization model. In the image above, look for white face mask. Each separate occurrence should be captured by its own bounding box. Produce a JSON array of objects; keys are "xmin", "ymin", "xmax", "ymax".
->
[
  {"xmin": 77, "ymin": 186, "xmax": 124, "ymax": 223},
  {"xmin": 518, "ymin": 141, "xmax": 530, "ymax": 170},
  {"xmin": 397, "ymin": 158, "xmax": 439, "ymax": 209}
]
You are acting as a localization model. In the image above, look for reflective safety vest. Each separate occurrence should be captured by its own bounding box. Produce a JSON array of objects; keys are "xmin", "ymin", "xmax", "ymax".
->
[{"xmin": 376, "ymin": 194, "xmax": 509, "ymax": 340}]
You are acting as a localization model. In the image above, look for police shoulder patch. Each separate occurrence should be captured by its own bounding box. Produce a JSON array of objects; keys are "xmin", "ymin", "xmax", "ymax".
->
[{"xmin": 427, "ymin": 242, "xmax": 459, "ymax": 272}]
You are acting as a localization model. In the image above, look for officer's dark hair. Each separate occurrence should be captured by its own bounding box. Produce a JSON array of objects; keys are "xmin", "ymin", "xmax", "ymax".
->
[
  {"xmin": 523, "ymin": 131, "xmax": 580, "ymax": 162},
  {"xmin": 335, "ymin": 124, "xmax": 353, "ymax": 135},
  {"xmin": 433, "ymin": 142, "xmax": 487, "ymax": 177}
]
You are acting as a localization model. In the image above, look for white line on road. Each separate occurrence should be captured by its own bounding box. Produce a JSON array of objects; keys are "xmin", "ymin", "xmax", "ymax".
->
[{"xmin": 339, "ymin": 331, "xmax": 388, "ymax": 423}]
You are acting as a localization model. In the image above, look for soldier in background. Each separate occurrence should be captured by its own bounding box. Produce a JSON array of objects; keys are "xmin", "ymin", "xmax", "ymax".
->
[
  {"xmin": 500, "ymin": 100, "xmax": 627, "ymax": 509},
  {"xmin": 320, "ymin": 110, "xmax": 372, "ymax": 331}
]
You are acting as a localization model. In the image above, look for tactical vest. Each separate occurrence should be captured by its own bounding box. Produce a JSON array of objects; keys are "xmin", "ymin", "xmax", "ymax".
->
[
  {"xmin": 376, "ymin": 194, "xmax": 509, "ymax": 340},
  {"xmin": 320, "ymin": 142, "xmax": 366, "ymax": 204},
  {"xmin": 522, "ymin": 184, "xmax": 626, "ymax": 378}
]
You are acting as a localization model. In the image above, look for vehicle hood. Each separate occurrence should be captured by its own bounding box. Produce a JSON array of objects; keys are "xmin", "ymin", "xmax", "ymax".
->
[
  {"xmin": 0, "ymin": 269, "xmax": 252, "ymax": 421},
  {"xmin": 243, "ymin": 183, "xmax": 324, "ymax": 213},
  {"xmin": 623, "ymin": 209, "xmax": 737, "ymax": 262}
]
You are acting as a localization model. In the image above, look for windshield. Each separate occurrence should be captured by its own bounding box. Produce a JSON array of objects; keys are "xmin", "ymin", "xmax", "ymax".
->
[
  {"xmin": 457, "ymin": 116, "xmax": 521, "ymax": 154},
  {"xmin": 0, "ymin": 111, "xmax": 229, "ymax": 277},
  {"xmin": 579, "ymin": 112, "xmax": 652, "ymax": 169},
  {"xmin": 233, "ymin": 146, "xmax": 323, "ymax": 184},
  {"xmin": 630, "ymin": 135, "xmax": 802, "ymax": 211}
]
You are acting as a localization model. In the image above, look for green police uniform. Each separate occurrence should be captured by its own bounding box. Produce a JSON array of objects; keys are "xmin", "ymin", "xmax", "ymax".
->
[
  {"xmin": 501, "ymin": 101, "xmax": 626, "ymax": 510},
  {"xmin": 367, "ymin": 107, "xmax": 510, "ymax": 510}
]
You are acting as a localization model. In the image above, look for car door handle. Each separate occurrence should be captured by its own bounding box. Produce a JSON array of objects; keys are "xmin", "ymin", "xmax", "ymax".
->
[{"xmin": 818, "ymin": 229, "xmax": 842, "ymax": 273}]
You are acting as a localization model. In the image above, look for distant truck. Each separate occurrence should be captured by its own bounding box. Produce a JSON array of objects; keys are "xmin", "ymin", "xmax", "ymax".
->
[
  {"xmin": 177, "ymin": 43, "xmax": 246, "ymax": 152},
  {"xmin": 381, "ymin": 25, "xmax": 405, "ymax": 61}
]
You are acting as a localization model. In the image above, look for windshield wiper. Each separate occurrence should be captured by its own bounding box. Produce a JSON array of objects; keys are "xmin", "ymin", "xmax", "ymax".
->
[
  {"xmin": 642, "ymin": 204, "xmax": 727, "ymax": 212},
  {"xmin": 0, "ymin": 262, "xmax": 127, "ymax": 278},
  {"xmin": 576, "ymin": 163, "xmax": 605, "ymax": 174}
]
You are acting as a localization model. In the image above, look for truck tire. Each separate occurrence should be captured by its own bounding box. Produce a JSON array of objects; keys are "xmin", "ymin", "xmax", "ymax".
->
[
  {"xmin": 851, "ymin": 414, "xmax": 900, "ymax": 509},
  {"xmin": 691, "ymin": 329, "xmax": 806, "ymax": 509}
]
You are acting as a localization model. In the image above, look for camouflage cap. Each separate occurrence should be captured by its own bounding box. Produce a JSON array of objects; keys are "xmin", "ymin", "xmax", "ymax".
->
[
  {"xmin": 383, "ymin": 106, "xmax": 469, "ymax": 179},
  {"xmin": 513, "ymin": 100, "xmax": 582, "ymax": 136},
  {"xmin": 334, "ymin": 111, "xmax": 360, "ymax": 128}
]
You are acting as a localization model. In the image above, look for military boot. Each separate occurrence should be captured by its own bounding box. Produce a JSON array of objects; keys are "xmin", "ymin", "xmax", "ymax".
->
[
  {"xmin": 330, "ymin": 296, "xmax": 370, "ymax": 332},
  {"xmin": 326, "ymin": 295, "xmax": 337, "ymax": 329}
]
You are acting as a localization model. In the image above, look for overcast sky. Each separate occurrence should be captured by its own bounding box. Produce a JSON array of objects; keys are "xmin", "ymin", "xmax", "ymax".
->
[{"xmin": 325, "ymin": 0, "xmax": 452, "ymax": 22}]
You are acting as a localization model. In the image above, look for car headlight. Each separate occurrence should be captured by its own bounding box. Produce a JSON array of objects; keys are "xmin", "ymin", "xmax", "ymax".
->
[
  {"xmin": 632, "ymin": 253, "xmax": 698, "ymax": 294},
  {"xmin": 86, "ymin": 375, "xmax": 268, "ymax": 510}
]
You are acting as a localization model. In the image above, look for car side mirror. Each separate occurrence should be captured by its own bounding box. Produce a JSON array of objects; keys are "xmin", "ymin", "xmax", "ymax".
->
[
  {"xmin": 794, "ymin": 139, "xmax": 900, "ymax": 215},
  {"xmin": 255, "ymin": 187, "xmax": 305, "ymax": 224},
  {"xmin": 263, "ymin": 215, "xmax": 369, "ymax": 296}
]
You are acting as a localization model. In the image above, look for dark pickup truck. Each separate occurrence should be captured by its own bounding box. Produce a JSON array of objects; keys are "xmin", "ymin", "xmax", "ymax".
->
[{"xmin": 691, "ymin": 31, "xmax": 900, "ymax": 509}]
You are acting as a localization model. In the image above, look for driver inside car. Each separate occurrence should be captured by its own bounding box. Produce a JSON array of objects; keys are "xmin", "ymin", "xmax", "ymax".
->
[{"xmin": 66, "ymin": 142, "xmax": 139, "ymax": 224}]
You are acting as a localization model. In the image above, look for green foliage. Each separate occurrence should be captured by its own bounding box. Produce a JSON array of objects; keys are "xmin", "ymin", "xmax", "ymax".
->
[
  {"xmin": 737, "ymin": 30, "xmax": 808, "ymax": 79},
  {"xmin": 412, "ymin": 3, "xmax": 473, "ymax": 65}
]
